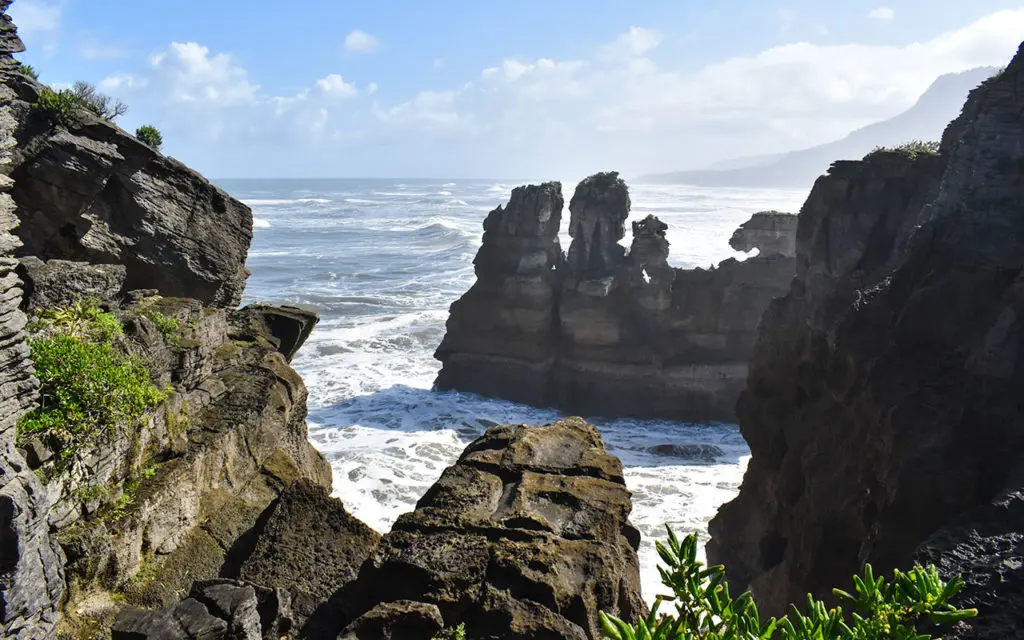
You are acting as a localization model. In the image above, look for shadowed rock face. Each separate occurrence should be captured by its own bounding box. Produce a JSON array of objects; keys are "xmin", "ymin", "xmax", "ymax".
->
[
  {"xmin": 729, "ymin": 211, "xmax": 798, "ymax": 257},
  {"xmin": 342, "ymin": 418, "xmax": 646, "ymax": 640},
  {"xmin": 436, "ymin": 172, "xmax": 796, "ymax": 421},
  {"xmin": 3, "ymin": 77, "xmax": 251, "ymax": 308},
  {"xmin": 708, "ymin": 43, "xmax": 1024, "ymax": 636}
]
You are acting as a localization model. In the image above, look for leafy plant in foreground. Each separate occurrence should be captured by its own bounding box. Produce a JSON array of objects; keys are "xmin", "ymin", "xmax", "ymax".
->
[
  {"xmin": 17, "ymin": 301, "xmax": 167, "ymax": 470},
  {"xmin": 600, "ymin": 527, "xmax": 976, "ymax": 640}
]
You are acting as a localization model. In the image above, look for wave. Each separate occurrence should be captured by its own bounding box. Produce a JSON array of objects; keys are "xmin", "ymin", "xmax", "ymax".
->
[
  {"xmin": 373, "ymin": 191, "xmax": 431, "ymax": 197},
  {"xmin": 443, "ymin": 183, "xmax": 456, "ymax": 187},
  {"xmin": 244, "ymin": 198, "xmax": 331, "ymax": 206},
  {"xmin": 253, "ymin": 218, "xmax": 271, "ymax": 229},
  {"xmin": 344, "ymin": 198, "xmax": 384, "ymax": 205},
  {"xmin": 443, "ymin": 199, "xmax": 470, "ymax": 207},
  {"xmin": 437, "ymin": 191, "xmax": 453, "ymax": 196}
]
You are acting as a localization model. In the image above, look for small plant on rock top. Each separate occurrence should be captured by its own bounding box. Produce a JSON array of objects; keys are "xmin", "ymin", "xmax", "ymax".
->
[
  {"xmin": 72, "ymin": 80, "xmax": 128, "ymax": 121},
  {"xmin": 34, "ymin": 86, "xmax": 83, "ymax": 125},
  {"xmin": 18, "ymin": 62, "xmax": 39, "ymax": 79},
  {"xmin": 868, "ymin": 140, "xmax": 940, "ymax": 160},
  {"xmin": 599, "ymin": 527, "xmax": 976, "ymax": 640},
  {"xmin": 135, "ymin": 124, "xmax": 163, "ymax": 150}
]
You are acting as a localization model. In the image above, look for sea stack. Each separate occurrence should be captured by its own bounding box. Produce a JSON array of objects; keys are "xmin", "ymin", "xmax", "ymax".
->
[{"xmin": 435, "ymin": 171, "xmax": 797, "ymax": 422}]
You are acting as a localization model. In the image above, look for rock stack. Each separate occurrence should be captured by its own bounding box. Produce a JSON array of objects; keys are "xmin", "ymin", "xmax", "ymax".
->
[{"xmin": 436, "ymin": 171, "xmax": 797, "ymax": 422}]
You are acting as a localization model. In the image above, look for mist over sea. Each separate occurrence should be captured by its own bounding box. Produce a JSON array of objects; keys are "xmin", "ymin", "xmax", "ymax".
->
[{"xmin": 222, "ymin": 177, "xmax": 808, "ymax": 600}]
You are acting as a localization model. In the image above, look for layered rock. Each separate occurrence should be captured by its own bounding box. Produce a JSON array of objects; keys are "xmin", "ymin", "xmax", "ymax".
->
[
  {"xmin": 729, "ymin": 211, "xmax": 798, "ymax": 257},
  {"xmin": 4, "ymin": 75, "xmax": 252, "ymax": 307},
  {"xmin": 708, "ymin": 42, "xmax": 1024, "ymax": 637},
  {"xmin": 342, "ymin": 418, "xmax": 646, "ymax": 640},
  {"xmin": 436, "ymin": 172, "xmax": 796, "ymax": 421},
  {"xmin": 0, "ymin": 7, "xmax": 62, "ymax": 637}
]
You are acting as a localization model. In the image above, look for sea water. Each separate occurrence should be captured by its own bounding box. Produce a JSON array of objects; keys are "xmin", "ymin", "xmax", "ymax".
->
[{"xmin": 223, "ymin": 177, "xmax": 808, "ymax": 600}]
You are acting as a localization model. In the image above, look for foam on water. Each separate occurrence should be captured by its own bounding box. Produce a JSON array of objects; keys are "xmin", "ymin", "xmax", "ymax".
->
[{"xmin": 230, "ymin": 177, "xmax": 808, "ymax": 601}]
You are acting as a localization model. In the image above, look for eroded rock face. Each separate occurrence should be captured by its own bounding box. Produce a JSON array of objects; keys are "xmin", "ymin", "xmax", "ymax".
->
[
  {"xmin": 343, "ymin": 417, "xmax": 646, "ymax": 640},
  {"xmin": 436, "ymin": 172, "xmax": 796, "ymax": 421},
  {"xmin": 17, "ymin": 256, "xmax": 126, "ymax": 311},
  {"xmin": 0, "ymin": 6, "xmax": 63, "ymax": 637},
  {"xmin": 230, "ymin": 304, "xmax": 319, "ymax": 362},
  {"xmin": 729, "ymin": 211, "xmax": 798, "ymax": 257},
  {"xmin": 708, "ymin": 43, "xmax": 1024, "ymax": 635},
  {"xmin": 4, "ymin": 78, "xmax": 251, "ymax": 308}
]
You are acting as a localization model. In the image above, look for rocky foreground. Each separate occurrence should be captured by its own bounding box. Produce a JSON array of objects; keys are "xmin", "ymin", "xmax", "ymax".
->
[
  {"xmin": 434, "ymin": 174, "xmax": 797, "ymax": 422},
  {"xmin": 708, "ymin": 46, "xmax": 1024, "ymax": 639}
]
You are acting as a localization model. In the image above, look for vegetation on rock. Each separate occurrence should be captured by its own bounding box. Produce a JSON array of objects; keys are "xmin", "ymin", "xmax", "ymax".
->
[
  {"xmin": 17, "ymin": 61, "xmax": 38, "ymax": 79},
  {"xmin": 34, "ymin": 86, "xmax": 83, "ymax": 125},
  {"xmin": 433, "ymin": 624, "xmax": 467, "ymax": 640},
  {"xmin": 868, "ymin": 140, "xmax": 940, "ymax": 159},
  {"xmin": 72, "ymin": 80, "xmax": 128, "ymax": 120},
  {"xmin": 16, "ymin": 301, "xmax": 167, "ymax": 469},
  {"xmin": 135, "ymin": 124, "xmax": 163, "ymax": 149},
  {"xmin": 600, "ymin": 528, "xmax": 976, "ymax": 640},
  {"xmin": 33, "ymin": 81, "xmax": 128, "ymax": 125}
]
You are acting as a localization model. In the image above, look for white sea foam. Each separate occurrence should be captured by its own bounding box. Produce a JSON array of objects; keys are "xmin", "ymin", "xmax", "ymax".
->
[
  {"xmin": 244, "ymin": 197, "xmax": 330, "ymax": 206},
  {"xmin": 240, "ymin": 179, "xmax": 810, "ymax": 602},
  {"xmin": 252, "ymin": 218, "xmax": 271, "ymax": 229}
]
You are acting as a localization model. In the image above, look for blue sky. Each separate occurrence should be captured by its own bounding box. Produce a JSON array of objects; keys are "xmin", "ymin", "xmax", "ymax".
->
[{"xmin": 9, "ymin": 0, "xmax": 1024, "ymax": 178}]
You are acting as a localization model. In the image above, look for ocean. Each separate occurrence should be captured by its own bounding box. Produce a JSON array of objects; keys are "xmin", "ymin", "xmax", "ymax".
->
[{"xmin": 221, "ymin": 177, "xmax": 809, "ymax": 600}]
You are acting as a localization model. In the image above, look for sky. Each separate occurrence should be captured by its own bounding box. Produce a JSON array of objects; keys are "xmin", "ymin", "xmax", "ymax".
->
[{"xmin": 9, "ymin": 0, "xmax": 1024, "ymax": 179}]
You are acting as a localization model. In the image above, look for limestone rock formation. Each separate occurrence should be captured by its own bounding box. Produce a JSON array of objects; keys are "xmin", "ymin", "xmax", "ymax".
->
[
  {"xmin": 729, "ymin": 211, "xmax": 798, "ymax": 257},
  {"xmin": 343, "ymin": 418, "xmax": 646, "ymax": 640},
  {"xmin": 4, "ymin": 76, "xmax": 252, "ymax": 307},
  {"xmin": 0, "ymin": 7, "xmax": 63, "ymax": 637},
  {"xmin": 708, "ymin": 42, "xmax": 1024, "ymax": 637},
  {"xmin": 436, "ymin": 173, "xmax": 796, "ymax": 421},
  {"xmin": 230, "ymin": 303, "xmax": 320, "ymax": 362}
]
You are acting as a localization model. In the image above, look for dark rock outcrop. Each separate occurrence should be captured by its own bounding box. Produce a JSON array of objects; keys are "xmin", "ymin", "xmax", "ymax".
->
[
  {"xmin": 0, "ymin": 7, "xmax": 62, "ymax": 637},
  {"xmin": 708, "ymin": 43, "xmax": 1024, "ymax": 637},
  {"xmin": 4, "ymin": 78, "xmax": 252, "ymax": 308},
  {"xmin": 239, "ymin": 479, "xmax": 381, "ymax": 620},
  {"xmin": 230, "ymin": 304, "xmax": 319, "ymax": 362},
  {"xmin": 436, "ymin": 172, "xmax": 796, "ymax": 421},
  {"xmin": 342, "ymin": 417, "xmax": 646, "ymax": 640},
  {"xmin": 17, "ymin": 256, "xmax": 125, "ymax": 311}
]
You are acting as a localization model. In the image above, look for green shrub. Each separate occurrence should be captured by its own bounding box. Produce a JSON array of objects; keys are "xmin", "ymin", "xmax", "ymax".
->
[
  {"xmin": 141, "ymin": 307, "xmax": 184, "ymax": 347},
  {"xmin": 18, "ymin": 62, "xmax": 39, "ymax": 80},
  {"xmin": 17, "ymin": 302, "xmax": 167, "ymax": 469},
  {"xmin": 136, "ymin": 124, "xmax": 163, "ymax": 150},
  {"xmin": 433, "ymin": 624, "xmax": 466, "ymax": 640},
  {"xmin": 34, "ymin": 86, "xmax": 83, "ymax": 125},
  {"xmin": 600, "ymin": 528, "xmax": 976, "ymax": 640},
  {"xmin": 868, "ymin": 140, "xmax": 940, "ymax": 159}
]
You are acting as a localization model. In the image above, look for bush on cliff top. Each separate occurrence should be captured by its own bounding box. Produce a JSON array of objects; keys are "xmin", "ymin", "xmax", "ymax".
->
[
  {"xmin": 868, "ymin": 140, "xmax": 940, "ymax": 159},
  {"xmin": 34, "ymin": 86, "xmax": 82, "ymax": 125},
  {"xmin": 135, "ymin": 124, "xmax": 163, "ymax": 150},
  {"xmin": 34, "ymin": 81, "xmax": 129, "ymax": 125},
  {"xmin": 17, "ymin": 62, "xmax": 39, "ymax": 79},
  {"xmin": 72, "ymin": 80, "xmax": 128, "ymax": 120},
  {"xmin": 600, "ymin": 528, "xmax": 976, "ymax": 640},
  {"xmin": 17, "ymin": 301, "xmax": 167, "ymax": 469}
]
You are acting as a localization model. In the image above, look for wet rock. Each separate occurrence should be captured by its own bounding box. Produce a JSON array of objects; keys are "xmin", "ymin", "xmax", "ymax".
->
[
  {"xmin": 436, "ymin": 172, "xmax": 796, "ymax": 421},
  {"xmin": 17, "ymin": 256, "xmax": 125, "ymax": 311},
  {"xmin": 708, "ymin": 42, "xmax": 1024, "ymax": 632},
  {"xmin": 647, "ymin": 443, "xmax": 726, "ymax": 462},
  {"xmin": 342, "ymin": 417, "xmax": 645, "ymax": 640}
]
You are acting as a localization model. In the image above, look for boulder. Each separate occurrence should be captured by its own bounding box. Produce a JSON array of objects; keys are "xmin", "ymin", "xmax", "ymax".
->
[
  {"xmin": 436, "ymin": 172, "xmax": 797, "ymax": 421},
  {"xmin": 17, "ymin": 256, "xmax": 125, "ymax": 311},
  {"xmin": 708, "ymin": 41, "xmax": 1024, "ymax": 637},
  {"xmin": 647, "ymin": 443, "xmax": 726, "ymax": 462},
  {"xmin": 342, "ymin": 417, "xmax": 646, "ymax": 640}
]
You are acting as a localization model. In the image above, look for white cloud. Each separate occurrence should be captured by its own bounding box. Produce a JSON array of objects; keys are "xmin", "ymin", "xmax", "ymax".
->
[
  {"xmin": 316, "ymin": 73, "xmax": 358, "ymax": 99},
  {"xmin": 601, "ymin": 27, "xmax": 661, "ymax": 58},
  {"xmin": 344, "ymin": 29, "xmax": 379, "ymax": 54},
  {"xmin": 79, "ymin": 39, "xmax": 130, "ymax": 61},
  {"xmin": 99, "ymin": 73, "xmax": 146, "ymax": 92},
  {"xmin": 8, "ymin": 0, "xmax": 60, "ymax": 36},
  {"xmin": 148, "ymin": 42, "xmax": 258, "ymax": 107},
  {"xmin": 868, "ymin": 7, "xmax": 895, "ymax": 22}
]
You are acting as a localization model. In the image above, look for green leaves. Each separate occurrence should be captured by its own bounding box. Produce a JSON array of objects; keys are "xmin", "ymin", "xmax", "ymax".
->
[
  {"xmin": 136, "ymin": 124, "xmax": 164, "ymax": 150},
  {"xmin": 600, "ymin": 527, "xmax": 977, "ymax": 640}
]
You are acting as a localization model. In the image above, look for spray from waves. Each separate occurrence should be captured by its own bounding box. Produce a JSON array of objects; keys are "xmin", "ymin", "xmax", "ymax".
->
[
  {"xmin": 244, "ymin": 197, "xmax": 331, "ymax": 206},
  {"xmin": 253, "ymin": 218, "xmax": 271, "ymax": 229}
]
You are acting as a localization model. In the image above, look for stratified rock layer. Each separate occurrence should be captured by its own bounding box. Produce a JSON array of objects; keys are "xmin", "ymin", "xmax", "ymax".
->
[
  {"xmin": 5, "ymin": 75, "xmax": 252, "ymax": 307},
  {"xmin": 343, "ymin": 418, "xmax": 646, "ymax": 640},
  {"xmin": 0, "ymin": 6, "xmax": 62, "ymax": 637},
  {"xmin": 436, "ymin": 172, "xmax": 796, "ymax": 421},
  {"xmin": 708, "ymin": 43, "xmax": 1024, "ymax": 638}
]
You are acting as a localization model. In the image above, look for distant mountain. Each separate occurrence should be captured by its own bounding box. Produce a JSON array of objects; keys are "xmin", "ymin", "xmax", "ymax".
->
[{"xmin": 639, "ymin": 66, "xmax": 999, "ymax": 188}]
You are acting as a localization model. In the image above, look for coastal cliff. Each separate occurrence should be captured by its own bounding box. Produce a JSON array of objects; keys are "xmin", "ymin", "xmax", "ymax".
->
[
  {"xmin": 435, "ymin": 173, "xmax": 796, "ymax": 422},
  {"xmin": 708, "ymin": 45, "xmax": 1024, "ymax": 638}
]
